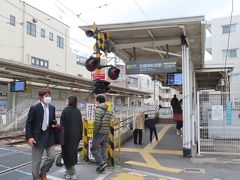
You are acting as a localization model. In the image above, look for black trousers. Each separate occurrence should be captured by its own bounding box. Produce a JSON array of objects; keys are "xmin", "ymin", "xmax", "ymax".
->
[
  {"xmin": 176, "ymin": 121, "xmax": 183, "ymax": 130},
  {"xmin": 150, "ymin": 127, "xmax": 158, "ymax": 142},
  {"xmin": 133, "ymin": 129, "xmax": 142, "ymax": 145}
]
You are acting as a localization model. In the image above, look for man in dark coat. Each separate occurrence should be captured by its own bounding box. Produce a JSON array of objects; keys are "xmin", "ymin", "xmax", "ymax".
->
[
  {"xmin": 175, "ymin": 99, "xmax": 183, "ymax": 135},
  {"xmin": 25, "ymin": 88, "xmax": 57, "ymax": 180},
  {"xmin": 60, "ymin": 95, "xmax": 82, "ymax": 180},
  {"xmin": 171, "ymin": 94, "xmax": 179, "ymax": 114}
]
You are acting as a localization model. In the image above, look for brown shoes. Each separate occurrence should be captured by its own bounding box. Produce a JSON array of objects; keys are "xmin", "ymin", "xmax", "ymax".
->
[{"xmin": 40, "ymin": 174, "xmax": 47, "ymax": 180}]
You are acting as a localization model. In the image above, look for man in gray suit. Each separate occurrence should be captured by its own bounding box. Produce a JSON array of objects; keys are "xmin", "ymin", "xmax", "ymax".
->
[{"xmin": 26, "ymin": 88, "xmax": 57, "ymax": 180}]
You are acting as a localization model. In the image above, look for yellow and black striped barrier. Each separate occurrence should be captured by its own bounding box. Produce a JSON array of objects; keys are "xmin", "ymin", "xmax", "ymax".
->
[
  {"xmin": 82, "ymin": 119, "xmax": 89, "ymax": 161},
  {"xmin": 108, "ymin": 119, "xmax": 115, "ymax": 167},
  {"xmin": 83, "ymin": 118, "xmax": 115, "ymax": 166}
]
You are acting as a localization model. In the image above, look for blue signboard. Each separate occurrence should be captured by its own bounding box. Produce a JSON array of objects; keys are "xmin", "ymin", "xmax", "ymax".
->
[
  {"xmin": 226, "ymin": 101, "xmax": 232, "ymax": 125},
  {"xmin": 126, "ymin": 59, "xmax": 177, "ymax": 75},
  {"xmin": 79, "ymin": 103, "xmax": 86, "ymax": 110}
]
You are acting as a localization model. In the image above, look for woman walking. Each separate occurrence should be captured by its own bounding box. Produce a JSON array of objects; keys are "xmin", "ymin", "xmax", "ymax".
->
[
  {"xmin": 145, "ymin": 114, "xmax": 158, "ymax": 143},
  {"xmin": 174, "ymin": 99, "xmax": 183, "ymax": 135},
  {"xmin": 133, "ymin": 112, "xmax": 145, "ymax": 145},
  {"xmin": 60, "ymin": 95, "xmax": 83, "ymax": 179}
]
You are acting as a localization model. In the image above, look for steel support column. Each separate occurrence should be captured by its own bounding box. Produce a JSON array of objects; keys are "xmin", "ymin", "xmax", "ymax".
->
[{"xmin": 182, "ymin": 41, "xmax": 191, "ymax": 157}]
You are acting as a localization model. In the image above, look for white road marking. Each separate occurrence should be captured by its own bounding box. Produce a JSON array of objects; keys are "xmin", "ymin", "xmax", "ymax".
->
[
  {"xmin": 0, "ymin": 147, "xmax": 14, "ymax": 151},
  {"xmin": 47, "ymin": 175, "xmax": 65, "ymax": 180},
  {"xmin": 0, "ymin": 164, "xmax": 31, "ymax": 175},
  {"xmin": 128, "ymin": 172, "xmax": 147, "ymax": 177},
  {"xmin": 57, "ymin": 168, "xmax": 66, "ymax": 173},
  {"xmin": 94, "ymin": 171, "xmax": 112, "ymax": 180},
  {"xmin": 0, "ymin": 147, "xmax": 31, "ymax": 155},
  {"xmin": 123, "ymin": 168, "xmax": 183, "ymax": 180}
]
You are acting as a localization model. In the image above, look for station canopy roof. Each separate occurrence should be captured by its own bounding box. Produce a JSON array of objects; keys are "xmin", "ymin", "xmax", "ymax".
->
[
  {"xmin": 195, "ymin": 65, "xmax": 233, "ymax": 90},
  {"xmin": 80, "ymin": 16, "xmax": 205, "ymax": 84},
  {"xmin": 0, "ymin": 58, "xmax": 150, "ymax": 96}
]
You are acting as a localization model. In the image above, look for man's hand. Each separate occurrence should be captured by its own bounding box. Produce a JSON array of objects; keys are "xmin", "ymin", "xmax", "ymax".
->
[
  {"xmin": 52, "ymin": 120, "xmax": 58, "ymax": 128},
  {"xmin": 28, "ymin": 138, "xmax": 36, "ymax": 148}
]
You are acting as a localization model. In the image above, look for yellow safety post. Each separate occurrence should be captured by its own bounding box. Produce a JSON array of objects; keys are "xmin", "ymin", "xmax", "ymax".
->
[
  {"xmin": 82, "ymin": 119, "xmax": 89, "ymax": 161},
  {"xmin": 118, "ymin": 118, "xmax": 121, "ymax": 161},
  {"xmin": 108, "ymin": 119, "xmax": 114, "ymax": 167}
]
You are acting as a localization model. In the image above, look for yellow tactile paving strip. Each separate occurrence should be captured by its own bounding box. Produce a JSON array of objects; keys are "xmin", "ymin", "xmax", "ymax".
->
[{"xmin": 119, "ymin": 124, "xmax": 183, "ymax": 173}]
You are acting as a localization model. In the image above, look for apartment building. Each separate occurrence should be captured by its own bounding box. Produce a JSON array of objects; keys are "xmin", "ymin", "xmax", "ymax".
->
[
  {"xmin": 0, "ymin": 0, "xmax": 90, "ymax": 78},
  {"xmin": 206, "ymin": 15, "xmax": 240, "ymax": 98},
  {"xmin": 158, "ymin": 85, "xmax": 180, "ymax": 107},
  {"xmin": 0, "ymin": 0, "xmax": 92, "ymax": 115}
]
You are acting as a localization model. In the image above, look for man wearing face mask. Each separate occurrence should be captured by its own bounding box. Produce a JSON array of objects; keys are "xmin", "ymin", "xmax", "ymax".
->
[{"xmin": 25, "ymin": 88, "xmax": 57, "ymax": 180}]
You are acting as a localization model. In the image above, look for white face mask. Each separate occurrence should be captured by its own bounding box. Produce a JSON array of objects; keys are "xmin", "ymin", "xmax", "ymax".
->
[{"xmin": 43, "ymin": 96, "xmax": 51, "ymax": 104}]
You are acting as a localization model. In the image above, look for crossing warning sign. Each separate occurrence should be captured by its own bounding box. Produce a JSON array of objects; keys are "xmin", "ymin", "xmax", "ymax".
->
[
  {"xmin": 87, "ymin": 120, "xmax": 94, "ymax": 138},
  {"xmin": 88, "ymin": 139, "xmax": 95, "ymax": 160}
]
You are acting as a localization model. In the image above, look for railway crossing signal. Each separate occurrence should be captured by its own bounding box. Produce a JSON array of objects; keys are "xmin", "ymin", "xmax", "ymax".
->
[
  {"xmin": 92, "ymin": 80, "xmax": 110, "ymax": 94},
  {"xmin": 85, "ymin": 23, "xmax": 120, "ymax": 94}
]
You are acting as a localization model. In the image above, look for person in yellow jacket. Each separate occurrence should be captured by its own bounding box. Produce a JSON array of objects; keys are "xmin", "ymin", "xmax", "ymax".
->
[{"xmin": 133, "ymin": 112, "xmax": 145, "ymax": 145}]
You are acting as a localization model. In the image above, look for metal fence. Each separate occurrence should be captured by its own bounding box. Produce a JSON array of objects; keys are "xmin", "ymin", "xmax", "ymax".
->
[
  {"xmin": 0, "ymin": 99, "xmax": 67, "ymax": 136},
  {"xmin": 197, "ymin": 91, "xmax": 240, "ymax": 155},
  {"xmin": 0, "ymin": 100, "xmax": 157, "ymax": 136},
  {"xmin": 0, "ymin": 99, "xmax": 37, "ymax": 130},
  {"xmin": 113, "ymin": 104, "xmax": 157, "ymax": 136}
]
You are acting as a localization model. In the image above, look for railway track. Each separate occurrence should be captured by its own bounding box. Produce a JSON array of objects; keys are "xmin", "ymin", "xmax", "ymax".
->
[
  {"xmin": 0, "ymin": 151, "xmax": 62, "ymax": 175},
  {"xmin": 0, "ymin": 135, "xmax": 82, "ymax": 176},
  {"xmin": 0, "ymin": 133, "xmax": 25, "ymax": 140},
  {"xmin": 0, "ymin": 133, "xmax": 26, "ymax": 145}
]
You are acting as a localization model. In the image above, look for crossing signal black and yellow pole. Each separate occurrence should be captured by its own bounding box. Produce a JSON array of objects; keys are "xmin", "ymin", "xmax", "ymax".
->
[
  {"xmin": 84, "ymin": 22, "xmax": 120, "ymax": 94},
  {"xmin": 108, "ymin": 119, "xmax": 115, "ymax": 167}
]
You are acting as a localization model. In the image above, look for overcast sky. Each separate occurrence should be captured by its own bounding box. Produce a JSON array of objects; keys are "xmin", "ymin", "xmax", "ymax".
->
[{"xmin": 24, "ymin": 0, "xmax": 239, "ymax": 57}]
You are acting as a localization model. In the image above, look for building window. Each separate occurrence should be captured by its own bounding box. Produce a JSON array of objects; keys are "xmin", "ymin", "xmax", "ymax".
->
[
  {"xmin": 76, "ymin": 55, "xmax": 87, "ymax": 66},
  {"xmin": 129, "ymin": 77, "xmax": 138, "ymax": 87},
  {"xmin": 49, "ymin": 32, "xmax": 53, "ymax": 41},
  {"xmin": 41, "ymin": 29, "xmax": 45, "ymax": 38},
  {"xmin": 147, "ymin": 79, "xmax": 150, "ymax": 88},
  {"xmin": 9, "ymin": 15, "xmax": 15, "ymax": 26},
  {"xmin": 31, "ymin": 57, "xmax": 48, "ymax": 68},
  {"xmin": 223, "ymin": 49, "xmax": 237, "ymax": 58},
  {"xmin": 26, "ymin": 22, "xmax": 36, "ymax": 37},
  {"xmin": 117, "ymin": 75, "xmax": 125, "ymax": 81},
  {"xmin": 57, "ymin": 36, "xmax": 64, "ymax": 48},
  {"xmin": 222, "ymin": 24, "xmax": 237, "ymax": 34}
]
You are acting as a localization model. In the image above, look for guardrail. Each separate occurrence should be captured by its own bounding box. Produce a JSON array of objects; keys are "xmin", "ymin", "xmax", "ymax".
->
[
  {"xmin": 113, "ymin": 104, "xmax": 157, "ymax": 133},
  {"xmin": 0, "ymin": 103, "xmax": 157, "ymax": 137},
  {"xmin": 112, "ymin": 104, "xmax": 158, "ymax": 160}
]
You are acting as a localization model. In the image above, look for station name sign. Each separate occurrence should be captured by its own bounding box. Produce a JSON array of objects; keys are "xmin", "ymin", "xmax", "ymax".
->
[{"xmin": 126, "ymin": 59, "xmax": 177, "ymax": 75}]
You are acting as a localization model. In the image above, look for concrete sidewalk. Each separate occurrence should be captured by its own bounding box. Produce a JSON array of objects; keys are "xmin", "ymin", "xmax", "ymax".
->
[
  {"xmin": 115, "ymin": 123, "xmax": 240, "ymax": 180},
  {"xmin": 1, "ymin": 122, "xmax": 240, "ymax": 180}
]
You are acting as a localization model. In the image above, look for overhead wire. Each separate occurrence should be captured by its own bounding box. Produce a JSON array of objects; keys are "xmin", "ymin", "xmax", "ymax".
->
[
  {"xmin": 54, "ymin": 0, "xmax": 90, "ymax": 25},
  {"xmin": 78, "ymin": 0, "xmax": 122, "ymax": 17},
  {"xmin": 223, "ymin": 0, "xmax": 234, "ymax": 91},
  {"xmin": 53, "ymin": 0, "xmax": 127, "ymax": 62},
  {"xmin": 56, "ymin": 0, "xmax": 121, "ymax": 21},
  {"xmin": 133, "ymin": 0, "xmax": 148, "ymax": 20}
]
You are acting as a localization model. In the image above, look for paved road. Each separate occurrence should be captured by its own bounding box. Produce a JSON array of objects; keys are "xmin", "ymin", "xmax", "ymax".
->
[{"xmin": 1, "ymin": 124, "xmax": 240, "ymax": 180}]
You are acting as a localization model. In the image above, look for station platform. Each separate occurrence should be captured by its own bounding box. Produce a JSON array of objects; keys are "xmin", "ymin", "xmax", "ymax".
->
[{"xmin": 0, "ymin": 123, "xmax": 240, "ymax": 180}]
